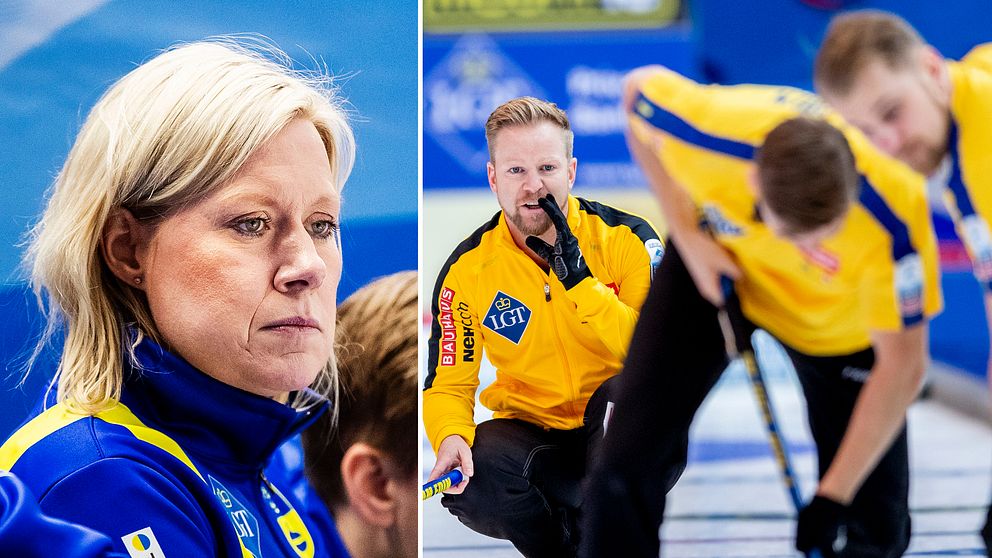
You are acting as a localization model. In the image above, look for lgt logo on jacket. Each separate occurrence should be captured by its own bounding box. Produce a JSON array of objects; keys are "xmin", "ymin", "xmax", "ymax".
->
[
  {"xmin": 483, "ymin": 291, "xmax": 531, "ymax": 344},
  {"xmin": 209, "ymin": 476, "xmax": 261, "ymax": 558}
]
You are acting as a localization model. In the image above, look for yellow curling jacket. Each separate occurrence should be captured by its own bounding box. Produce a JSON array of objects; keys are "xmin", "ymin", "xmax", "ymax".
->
[
  {"xmin": 631, "ymin": 69, "xmax": 941, "ymax": 356},
  {"xmin": 939, "ymin": 58, "xmax": 992, "ymax": 290},
  {"xmin": 423, "ymin": 195, "xmax": 661, "ymax": 452},
  {"xmin": 961, "ymin": 42, "xmax": 992, "ymax": 75}
]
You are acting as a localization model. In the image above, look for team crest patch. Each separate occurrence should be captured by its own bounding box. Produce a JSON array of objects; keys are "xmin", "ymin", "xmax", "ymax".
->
[
  {"xmin": 894, "ymin": 253, "xmax": 924, "ymax": 318},
  {"xmin": 961, "ymin": 214, "xmax": 992, "ymax": 282},
  {"xmin": 261, "ymin": 482, "xmax": 315, "ymax": 558},
  {"xmin": 702, "ymin": 205, "xmax": 743, "ymax": 237},
  {"xmin": 276, "ymin": 509, "xmax": 314, "ymax": 558},
  {"xmin": 645, "ymin": 238, "xmax": 664, "ymax": 277},
  {"xmin": 122, "ymin": 526, "xmax": 167, "ymax": 558},
  {"xmin": 210, "ymin": 475, "xmax": 260, "ymax": 558},
  {"xmin": 482, "ymin": 291, "xmax": 531, "ymax": 344}
]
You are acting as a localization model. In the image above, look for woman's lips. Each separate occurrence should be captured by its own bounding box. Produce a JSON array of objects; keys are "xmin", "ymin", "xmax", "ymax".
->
[{"xmin": 262, "ymin": 316, "xmax": 321, "ymax": 333}]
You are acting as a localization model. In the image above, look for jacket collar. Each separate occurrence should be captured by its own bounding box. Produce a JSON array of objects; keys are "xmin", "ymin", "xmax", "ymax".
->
[{"xmin": 120, "ymin": 333, "xmax": 327, "ymax": 474}]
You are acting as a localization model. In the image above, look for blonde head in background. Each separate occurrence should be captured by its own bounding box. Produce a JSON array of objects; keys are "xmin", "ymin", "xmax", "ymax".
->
[{"xmin": 304, "ymin": 270, "xmax": 419, "ymax": 558}]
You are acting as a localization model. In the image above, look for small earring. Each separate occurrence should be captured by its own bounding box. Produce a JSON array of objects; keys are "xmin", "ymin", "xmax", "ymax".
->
[{"xmin": 134, "ymin": 276, "xmax": 142, "ymax": 285}]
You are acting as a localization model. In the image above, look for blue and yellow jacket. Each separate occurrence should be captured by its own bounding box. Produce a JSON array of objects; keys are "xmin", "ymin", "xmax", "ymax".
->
[
  {"xmin": 267, "ymin": 435, "xmax": 350, "ymax": 558},
  {"xmin": 630, "ymin": 68, "xmax": 941, "ymax": 355},
  {"xmin": 0, "ymin": 335, "xmax": 335, "ymax": 558},
  {"xmin": 938, "ymin": 51, "xmax": 992, "ymax": 291},
  {"xmin": 423, "ymin": 195, "xmax": 661, "ymax": 452},
  {"xmin": 0, "ymin": 471, "xmax": 126, "ymax": 558}
]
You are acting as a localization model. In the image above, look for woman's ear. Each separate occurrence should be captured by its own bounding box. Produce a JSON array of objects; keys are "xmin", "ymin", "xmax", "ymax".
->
[
  {"xmin": 101, "ymin": 208, "xmax": 149, "ymax": 290},
  {"xmin": 340, "ymin": 443, "xmax": 396, "ymax": 528}
]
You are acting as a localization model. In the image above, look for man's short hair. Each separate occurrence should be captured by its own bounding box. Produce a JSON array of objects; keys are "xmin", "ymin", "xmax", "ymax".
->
[
  {"xmin": 814, "ymin": 10, "xmax": 925, "ymax": 96},
  {"xmin": 485, "ymin": 96, "xmax": 574, "ymax": 160},
  {"xmin": 303, "ymin": 271, "xmax": 418, "ymax": 510},
  {"xmin": 755, "ymin": 117, "xmax": 859, "ymax": 236}
]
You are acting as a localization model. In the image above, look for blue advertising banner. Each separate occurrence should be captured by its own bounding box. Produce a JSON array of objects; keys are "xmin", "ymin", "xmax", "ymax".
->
[
  {"xmin": 423, "ymin": 28, "xmax": 696, "ymax": 189},
  {"xmin": 692, "ymin": 0, "xmax": 992, "ymax": 89}
]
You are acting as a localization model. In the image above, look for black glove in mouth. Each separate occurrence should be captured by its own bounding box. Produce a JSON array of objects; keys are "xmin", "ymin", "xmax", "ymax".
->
[{"xmin": 524, "ymin": 194, "xmax": 592, "ymax": 290}]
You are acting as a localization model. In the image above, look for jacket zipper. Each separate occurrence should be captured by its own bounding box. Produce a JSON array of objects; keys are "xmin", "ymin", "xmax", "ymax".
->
[
  {"xmin": 543, "ymin": 280, "xmax": 578, "ymax": 418},
  {"xmin": 259, "ymin": 470, "xmax": 307, "ymax": 557}
]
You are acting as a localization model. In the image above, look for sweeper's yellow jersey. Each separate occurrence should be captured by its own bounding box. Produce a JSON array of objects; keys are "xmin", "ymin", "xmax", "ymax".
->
[
  {"xmin": 938, "ymin": 59, "xmax": 992, "ymax": 290},
  {"xmin": 631, "ymin": 68, "xmax": 941, "ymax": 356}
]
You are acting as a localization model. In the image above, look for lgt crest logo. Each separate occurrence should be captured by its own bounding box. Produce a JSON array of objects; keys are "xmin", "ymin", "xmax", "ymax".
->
[
  {"xmin": 424, "ymin": 34, "xmax": 546, "ymax": 175},
  {"xmin": 209, "ymin": 476, "xmax": 260, "ymax": 558},
  {"xmin": 483, "ymin": 291, "xmax": 531, "ymax": 344}
]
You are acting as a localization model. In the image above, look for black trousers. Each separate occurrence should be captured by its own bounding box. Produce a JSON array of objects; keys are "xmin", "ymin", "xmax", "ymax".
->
[
  {"xmin": 442, "ymin": 376, "xmax": 616, "ymax": 558},
  {"xmin": 580, "ymin": 241, "xmax": 911, "ymax": 558}
]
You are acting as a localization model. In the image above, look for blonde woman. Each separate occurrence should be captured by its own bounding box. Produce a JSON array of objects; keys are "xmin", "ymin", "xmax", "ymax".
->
[{"xmin": 0, "ymin": 39, "xmax": 354, "ymax": 558}]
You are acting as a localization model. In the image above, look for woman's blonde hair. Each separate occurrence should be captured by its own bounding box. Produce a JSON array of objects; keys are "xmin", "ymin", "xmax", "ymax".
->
[{"xmin": 25, "ymin": 37, "xmax": 355, "ymax": 414}]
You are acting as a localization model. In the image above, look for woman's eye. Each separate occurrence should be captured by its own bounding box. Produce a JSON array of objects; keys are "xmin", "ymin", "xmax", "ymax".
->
[
  {"xmin": 233, "ymin": 216, "xmax": 269, "ymax": 237},
  {"xmin": 310, "ymin": 219, "xmax": 339, "ymax": 240}
]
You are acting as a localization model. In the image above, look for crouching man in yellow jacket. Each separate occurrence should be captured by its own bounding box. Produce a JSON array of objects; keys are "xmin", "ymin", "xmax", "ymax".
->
[{"xmin": 423, "ymin": 96, "xmax": 661, "ymax": 558}]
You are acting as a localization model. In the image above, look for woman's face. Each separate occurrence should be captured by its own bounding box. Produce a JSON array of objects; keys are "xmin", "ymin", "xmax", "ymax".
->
[{"xmin": 140, "ymin": 118, "xmax": 341, "ymax": 399}]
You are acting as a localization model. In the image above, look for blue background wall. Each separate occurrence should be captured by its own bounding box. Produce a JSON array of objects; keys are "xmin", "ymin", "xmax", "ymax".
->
[
  {"xmin": 424, "ymin": 27, "xmax": 696, "ymax": 190},
  {"xmin": 0, "ymin": 0, "xmax": 417, "ymax": 439},
  {"xmin": 693, "ymin": 0, "xmax": 992, "ymax": 88}
]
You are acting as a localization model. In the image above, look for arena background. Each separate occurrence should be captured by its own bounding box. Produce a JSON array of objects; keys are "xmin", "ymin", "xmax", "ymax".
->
[
  {"xmin": 423, "ymin": 0, "xmax": 992, "ymax": 405},
  {"xmin": 0, "ymin": 0, "xmax": 417, "ymax": 439},
  {"xmin": 423, "ymin": 2, "xmax": 992, "ymax": 555}
]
